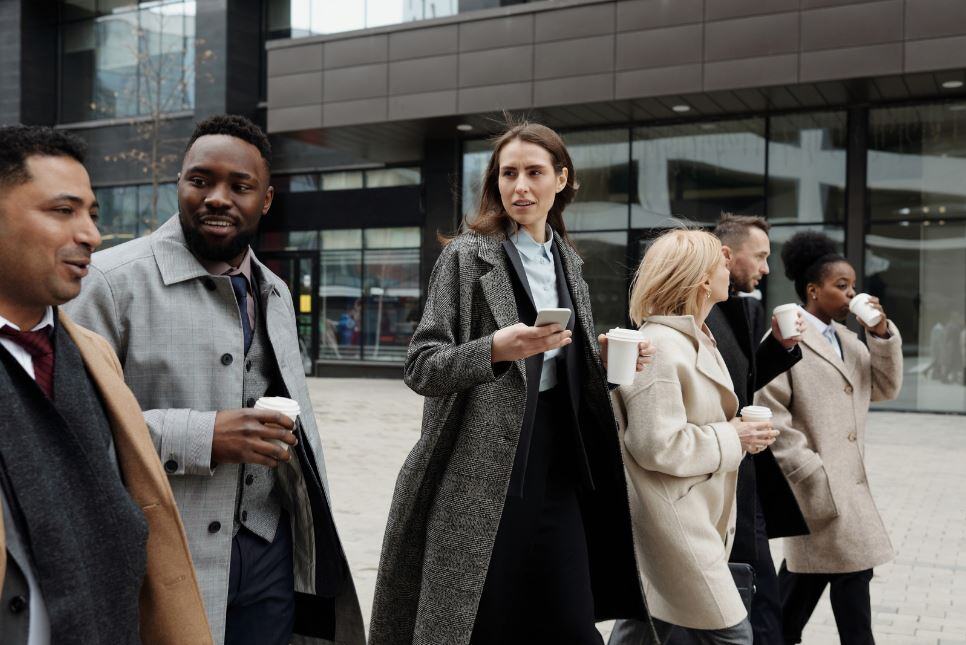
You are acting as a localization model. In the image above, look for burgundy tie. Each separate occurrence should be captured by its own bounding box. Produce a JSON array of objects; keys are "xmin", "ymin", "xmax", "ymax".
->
[{"xmin": 0, "ymin": 325, "xmax": 55, "ymax": 399}]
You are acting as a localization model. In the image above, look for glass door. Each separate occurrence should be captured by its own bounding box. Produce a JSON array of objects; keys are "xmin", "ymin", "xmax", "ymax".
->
[{"xmin": 260, "ymin": 251, "xmax": 319, "ymax": 375}]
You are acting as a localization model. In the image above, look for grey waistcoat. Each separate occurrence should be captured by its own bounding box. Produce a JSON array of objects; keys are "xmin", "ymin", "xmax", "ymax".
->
[{"xmin": 234, "ymin": 286, "xmax": 284, "ymax": 542}]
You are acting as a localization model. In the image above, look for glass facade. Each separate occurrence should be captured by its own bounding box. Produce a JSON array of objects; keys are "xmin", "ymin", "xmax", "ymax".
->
[
  {"xmin": 265, "ymin": 0, "xmax": 458, "ymax": 39},
  {"xmin": 94, "ymin": 181, "xmax": 177, "ymax": 248},
  {"xmin": 258, "ymin": 227, "xmax": 421, "ymax": 366},
  {"xmin": 867, "ymin": 103, "xmax": 966, "ymax": 413},
  {"xmin": 275, "ymin": 167, "xmax": 420, "ymax": 193}
]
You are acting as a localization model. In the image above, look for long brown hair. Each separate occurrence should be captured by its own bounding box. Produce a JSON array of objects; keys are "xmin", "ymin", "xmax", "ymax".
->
[{"xmin": 453, "ymin": 120, "xmax": 579, "ymax": 245}]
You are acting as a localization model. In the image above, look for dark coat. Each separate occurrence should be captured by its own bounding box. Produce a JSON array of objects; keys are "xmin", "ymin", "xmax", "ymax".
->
[
  {"xmin": 705, "ymin": 296, "xmax": 809, "ymax": 563},
  {"xmin": 369, "ymin": 231, "xmax": 649, "ymax": 645}
]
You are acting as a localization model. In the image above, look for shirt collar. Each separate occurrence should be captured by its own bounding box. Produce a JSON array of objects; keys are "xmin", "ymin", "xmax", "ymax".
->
[
  {"xmin": 0, "ymin": 306, "xmax": 55, "ymax": 333},
  {"xmin": 800, "ymin": 305, "xmax": 833, "ymax": 337},
  {"xmin": 199, "ymin": 247, "xmax": 253, "ymax": 282},
  {"xmin": 510, "ymin": 225, "xmax": 553, "ymax": 260}
]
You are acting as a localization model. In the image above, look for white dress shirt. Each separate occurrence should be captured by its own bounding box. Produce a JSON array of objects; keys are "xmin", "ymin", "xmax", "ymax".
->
[
  {"xmin": 0, "ymin": 307, "xmax": 53, "ymax": 645},
  {"xmin": 800, "ymin": 306, "xmax": 843, "ymax": 360},
  {"xmin": 510, "ymin": 226, "xmax": 560, "ymax": 391}
]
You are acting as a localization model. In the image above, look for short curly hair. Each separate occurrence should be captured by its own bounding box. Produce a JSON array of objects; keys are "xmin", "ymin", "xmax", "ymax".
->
[
  {"xmin": 0, "ymin": 125, "xmax": 87, "ymax": 188},
  {"xmin": 781, "ymin": 231, "xmax": 847, "ymax": 302},
  {"xmin": 185, "ymin": 114, "xmax": 272, "ymax": 170}
]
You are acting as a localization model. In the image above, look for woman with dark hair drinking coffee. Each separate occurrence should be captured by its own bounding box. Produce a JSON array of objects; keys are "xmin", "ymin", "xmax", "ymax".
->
[
  {"xmin": 368, "ymin": 121, "xmax": 655, "ymax": 645},
  {"xmin": 756, "ymin": 231, "xmax": 903, "ymax": 645}
]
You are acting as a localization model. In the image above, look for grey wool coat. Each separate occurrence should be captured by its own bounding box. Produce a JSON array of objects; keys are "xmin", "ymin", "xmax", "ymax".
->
[
  {"xmin": 368, "ymin": 230, "xmax": 649, "ymax": 645},
  {"xmin": 64, "ymin": 215, "xmax": 365, "ymax": 645},
  {"xmin": 755, "ymin": 318, "xmax": 903, "ymax": 574}
]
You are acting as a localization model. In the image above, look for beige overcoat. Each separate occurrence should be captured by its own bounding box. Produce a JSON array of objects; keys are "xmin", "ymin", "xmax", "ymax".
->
[
  {"xmin": 613, "ymin": 315, "xmax": 747, "ymax": 631},
  {"xmin": 755, "ymin": 318, "xmax": 903, "ymax": 574}
]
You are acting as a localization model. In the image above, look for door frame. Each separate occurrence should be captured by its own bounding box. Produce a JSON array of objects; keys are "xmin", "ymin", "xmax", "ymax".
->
[{"xmin": 259, "ymin": 250, "xmax": 321, "ymax": 373}]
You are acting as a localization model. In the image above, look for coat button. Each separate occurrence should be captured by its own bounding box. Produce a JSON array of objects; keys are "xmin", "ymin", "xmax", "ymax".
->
[
  {"xmin": 208, "ymin": 521, "xmax": 221, "ymax": 533},
  {"xmin": 246, "ymin": 397, "xmax": 256, "ymax": 407},
  {"xmin": 221, "ymin": 353, "xmax": 233, "ymax": 366},
  {"xmin": 164, "ymin": 459, "xmax": 178, "ymax": 473},
  {"xmin": 848, "ymin": 432, "xmax": 857, "ymax": 442},
  {"xmin": 844, "ymin": 384, "xmax": 853, "ymax": 394},
  {"xmin": 8, "ymin": 595, "xmax": 26, "ymax": 613},
  {"xmin": 245, "ymin": 474, "xmax": 254, "ymax": 486},
  {"xmin": 202, "ymin": 277, "xmax": 216, "ymax": 291},
  {"xmin": 241, "ymin": 510, "xmax": 248, "ymax": 522}
]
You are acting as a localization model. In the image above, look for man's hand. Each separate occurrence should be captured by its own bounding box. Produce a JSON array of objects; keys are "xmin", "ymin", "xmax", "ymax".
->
[
  {"xmin": 772, "ymin": 311, "xmax": 806, "ymax": 349},
  {"xmin": 730, "ymin": 418, "xmax": 779, "ymax": 454},
  {"xmin": 491, "ymin": 323, "xmax": 572, "ymax": 363},
  {"xmin": 598, "ymin": 334, "xmax": 655, "ymax": 372},
  {"xmin": 211, "ymin": 409, "xmax": 298, "ymax": 468}
]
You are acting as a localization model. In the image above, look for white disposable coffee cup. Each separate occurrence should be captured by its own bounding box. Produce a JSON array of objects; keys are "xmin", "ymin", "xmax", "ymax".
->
[
  {"xmin": 254, "ymin": 396, "xmax": 300, "ymax": 451},
  {"xmin": 606, "ymin": 328, "xmax": 645, "ymax": 385},
  {"xmin": 849, "ymin": 293, "xmax": 883, "ymax": 327},
  {"xmin": 773, "ymin": 303, "xmax": 800, "ymax": 340},
  {"xmin": 740, "ymin": 405, "xmax": 773, "ymax": 423}
]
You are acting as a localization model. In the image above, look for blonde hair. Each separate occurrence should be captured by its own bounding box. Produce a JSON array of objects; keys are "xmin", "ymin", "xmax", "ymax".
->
[{"xmin": 629, "ymin": 229, "xmax": 723, "ymax": 325}]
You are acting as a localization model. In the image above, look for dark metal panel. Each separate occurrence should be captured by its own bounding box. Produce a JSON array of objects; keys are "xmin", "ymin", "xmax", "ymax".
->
[{"xmin": 262, "ymin": 186, "xmax": 424, "ymax": 233}]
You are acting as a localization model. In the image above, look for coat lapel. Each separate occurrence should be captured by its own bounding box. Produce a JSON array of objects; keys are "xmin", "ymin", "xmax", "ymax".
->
[
  {"xmin": 832, "ymin": 321, "xmax": 860, "ymax": 384},
  {"xmin": 646, "ymin": 315, "xmax": 737, "ymax": 398},
  {"xmin": 554, "ymin": 232, "xmax": 596, "ymax": 348},
  {"xmin": 801, "ymin": 323, "xmax": 854, "ymax": 385},
  {"xmin": 477, "ymin": 235, "xmax": 525, "ymax": 379},
  {"xmin": 501, "ymin": 240, "xmax": 537, "ymax": 314}
]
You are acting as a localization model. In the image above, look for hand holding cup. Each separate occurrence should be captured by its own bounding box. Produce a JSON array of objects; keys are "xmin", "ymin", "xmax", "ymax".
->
[
  {"xmin": 850, "ymin": 294, "xmax": 889, "ymax": 338},
  {"xmin": 733, "ymin": 406, "xmax": 779, "ymax": 454},
  {"xmin": 210, "ymin": 407, "xmax": 298, "ymax": 468},
  {"xmin": 598, "ymin": 334, "xmax": 654, "ymax": 372}
]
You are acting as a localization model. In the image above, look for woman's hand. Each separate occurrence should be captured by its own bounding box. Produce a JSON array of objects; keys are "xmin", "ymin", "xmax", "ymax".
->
[
  {"xmin": 860, "ymin": 295, "xmax": 890, "ymax": 338},
  {"xmin": 598, "ymin": 335, "xmax": 654, "ymax": 372},
  {"xmin": 730, "ymin": 418, "xmax": 779, "ymax": 454},
  {"xmin": 491, "ymin": 323, "xmax": 572, "ymax": 363}
]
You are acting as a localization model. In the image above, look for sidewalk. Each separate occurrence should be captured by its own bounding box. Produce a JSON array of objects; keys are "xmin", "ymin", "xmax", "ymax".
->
[{"xmin": 307, "ymin": 377, "xmax": 966, "ymax": 644}]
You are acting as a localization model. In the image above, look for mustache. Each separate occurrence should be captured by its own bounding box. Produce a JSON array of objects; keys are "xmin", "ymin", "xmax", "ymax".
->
[{"xmin": 59, "ymin": 247, "xmax": 93, "ymax": 263}]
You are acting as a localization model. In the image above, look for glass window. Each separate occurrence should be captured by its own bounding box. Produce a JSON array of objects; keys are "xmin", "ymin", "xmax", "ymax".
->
[
  {"xmin": 364, "ymin": 227, "xmax": 420, "ymax": 249},
  {"xmin": 59, "ymin": 0, "xmax": 196, "ymax": 123},
  {"xmin": 95, "ymin": 185, "xmax": 139, "ymax": 248},
  {"xmin": 767, "ymin": 112, "xmax": 847, "ymax": 224},
  {"xmin": 462, "ymin": 139, "xmax": 491, "ymax": 223},
  {"xmin": 319, "ymin": 229, "xmax": 363, "ymax": 360},
  {"xmin": 266, "ymin": 0, "xmax": 459, "ymax": 40},
  {"xmin": 136, "ymin": 182, "xmax": 177, "ymax": 233},
  {"xmin": 321, "ymin": 171, "xmax": 364, "ymax": 191},
  {"xmin": 869, "ymin": 102, "xmax": 966, "ymax": 222},
  {"xmin": 362, "ymin": 247, "xmax": 420, "ymax": 362},
  {"xmin": 631, "ymin": 118, "xmax": 766, "ymax": 228},
  {"xmin": 365, "ymin": 167, "xmax": 421, "ymax": 188},
  {"xmin": 571, "ymin": 231, "xmax": 630, "ymax": 335},
  {"xmin": 564, "ymin": 129, "xmax": 630, "ymax": 232},
  {"xmin": 288, "ymin": 173, "xmax": 321, "ymax": 192},
  {"xmin": 867, "ymin": 102, "xmax": 966, "ymax": 413}
]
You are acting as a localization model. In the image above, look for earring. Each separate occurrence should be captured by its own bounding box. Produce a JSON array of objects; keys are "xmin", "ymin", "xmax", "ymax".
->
[{"xmin": 706, "ymin": 288, "xmax": 712, "ymax": 300}]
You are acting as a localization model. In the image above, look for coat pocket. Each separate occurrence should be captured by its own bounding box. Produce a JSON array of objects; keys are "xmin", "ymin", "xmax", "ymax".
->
[{"xmin": 794, "ymin": 464, "xmax": 839, "ymax": 523}]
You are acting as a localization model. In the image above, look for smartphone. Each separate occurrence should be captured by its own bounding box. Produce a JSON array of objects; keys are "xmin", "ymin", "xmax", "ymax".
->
[{"xmin": 534, "ymin": 307, "xmax": 572, "ymax": 328}]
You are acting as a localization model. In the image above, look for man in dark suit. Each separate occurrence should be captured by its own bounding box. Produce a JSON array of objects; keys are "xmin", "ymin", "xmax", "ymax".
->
[{"xmin": 708, "ymin": 214, "xmax": 810, "ymax": 645}]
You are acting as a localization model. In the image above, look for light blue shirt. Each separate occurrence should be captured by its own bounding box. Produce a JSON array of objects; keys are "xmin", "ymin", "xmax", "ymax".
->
[
  {"xmin": 800, "ymin": 306, "xmax": 843, "ymax": 360},
  {"xmin": 511, "ymin": 225, "xmax": 560, "ymax": 391}
]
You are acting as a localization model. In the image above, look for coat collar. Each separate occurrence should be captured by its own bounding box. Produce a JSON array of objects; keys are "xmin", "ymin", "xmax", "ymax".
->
[
  {"xmin": 644, "ymin": 314, "xmax": 736, "ymax": 397},
  {"xmin": 800, "ymin": 318, "xmax": 858, "ymax": 385}
]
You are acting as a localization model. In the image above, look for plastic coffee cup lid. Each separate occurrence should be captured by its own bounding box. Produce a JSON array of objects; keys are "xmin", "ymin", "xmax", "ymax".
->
[
  {"xmin": 773, "ymin": 303, "xmax": 798, "ymax": 314},
  {"xmin": 740, "ymin": 405, "xmax": 772, "ymax": 418},
  {"xmin": 255, "ymin": 396, "xmax": 300, "ymax": 418},
  {"xmin": 607, "ymin": 327, "xmax": 645, "ymax": 341}
]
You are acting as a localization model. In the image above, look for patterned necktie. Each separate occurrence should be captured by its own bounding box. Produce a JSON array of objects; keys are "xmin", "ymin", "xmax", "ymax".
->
[
  {"xmin": 0, "ymin": 325, "xmax": 55, "ymax": 398},
  {"xmin": 230, "ymin": 274, "xmax": 253, "ymax": 354}
]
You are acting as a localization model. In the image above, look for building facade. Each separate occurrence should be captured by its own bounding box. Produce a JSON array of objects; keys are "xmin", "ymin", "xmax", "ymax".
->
[{"xmin": 2, "ymin": 0, "xmax": 965, "ymax": 413}]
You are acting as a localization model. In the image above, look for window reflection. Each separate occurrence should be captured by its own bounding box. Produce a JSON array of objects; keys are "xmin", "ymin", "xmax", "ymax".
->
[
  {"xmin": 564, "ymin": 129, "xmax": 630, "ymax": 232},
  {"xmin": 59, "ymin": 1, "xmax": 196, "ymax": 123},
  {"xmin": 631, "ymin": 119, "xmax": 766, "ymax": 228},
  {"xmin": 767, "ymin": 112, "xmax": 847, "ymax": 224},
  {"xmin": 95, "ymin": 182, "xmax": 177, "ymax": 248},
  {"xmin": 571, "ymin": 231, "xmax": 630, "ymax": 334},
  {"xmin": 265, "ymin": 0, "xmax": 458, "ymax": 39}
]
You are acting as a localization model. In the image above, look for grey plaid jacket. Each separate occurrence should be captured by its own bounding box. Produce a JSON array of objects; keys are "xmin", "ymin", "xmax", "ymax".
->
[
  {"xmin": 65, "ymin": 216, "xmax": 365, "ymax": 645},
  {"xmin": 369, "ymin": 230, "xmax": 650, "ymax": 645}
]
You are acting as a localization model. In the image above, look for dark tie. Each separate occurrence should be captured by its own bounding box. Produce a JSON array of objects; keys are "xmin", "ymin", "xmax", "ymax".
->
[
  {"xmin": 230, "ymin": 274, "xmax": 253, "ymax": 354},
  {"xmin": 0, "ymin": 325, "xmax": 55, "ymax": 398}
]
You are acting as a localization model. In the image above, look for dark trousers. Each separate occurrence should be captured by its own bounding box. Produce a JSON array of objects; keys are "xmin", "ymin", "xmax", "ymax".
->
[
  {"xmin": 470, "ymin": 389, "xmax": 602, "ymax": 645},
  {"xmin": 778, "ymin": 561, "xmax": 874, "ymax": 645},
  {"xmin": 740, "ymin": 502, "xmax": 783, "ymax": 645},
  {"xmin": 225, "ymin": 514, "xmax": 296, "ymax": 645}
]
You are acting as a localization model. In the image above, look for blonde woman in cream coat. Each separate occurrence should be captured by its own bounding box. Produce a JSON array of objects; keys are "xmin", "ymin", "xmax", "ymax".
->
[{"xmin": 611, "ymin": 229, "xmax": 779, "ymax": 645}]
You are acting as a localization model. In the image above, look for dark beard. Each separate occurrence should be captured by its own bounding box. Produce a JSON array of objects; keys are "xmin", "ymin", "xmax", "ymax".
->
[{"xmin": 181, "ymin": 218, "xmax": 256, "ymax": 263}]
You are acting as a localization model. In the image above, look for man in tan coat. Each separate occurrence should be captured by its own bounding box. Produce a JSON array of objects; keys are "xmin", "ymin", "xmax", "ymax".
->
[{"xmin": 0, "ymin": 125, "xmax": 211, "ymax": 644}]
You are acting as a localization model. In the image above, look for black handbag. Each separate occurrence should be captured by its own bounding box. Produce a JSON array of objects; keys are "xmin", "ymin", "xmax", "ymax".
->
[{"xmin": 729, "ymin": 563, "xmax": 757, "ymax": 612}]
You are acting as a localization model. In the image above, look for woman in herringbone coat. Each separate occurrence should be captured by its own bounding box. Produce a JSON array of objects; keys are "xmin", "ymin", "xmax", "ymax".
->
[
  {"xmin": 369, "ymin": 122, "xmax": 656, "ymax": 645},
  {"xmin": 755, "ymin": 231, "xmax": 903, "ymax": 645}
]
